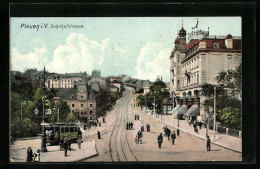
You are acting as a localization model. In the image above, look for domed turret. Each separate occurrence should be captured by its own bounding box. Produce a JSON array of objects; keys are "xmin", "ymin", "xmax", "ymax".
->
[{"xmin": 178, "ymin": 27, "xmax": 187, "ymax": 36}]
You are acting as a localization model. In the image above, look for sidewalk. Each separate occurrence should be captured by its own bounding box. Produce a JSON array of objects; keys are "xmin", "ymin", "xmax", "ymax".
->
[
  {"xmin": 135, "ymin": 107, "xmax": 242, "ymax": 153},
  {"xmin": 10, "ymin": 139, "xmax": 97, "ymax": 162}
]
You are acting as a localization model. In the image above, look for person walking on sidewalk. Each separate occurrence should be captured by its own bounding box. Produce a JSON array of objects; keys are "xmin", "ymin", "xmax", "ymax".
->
[
  {"xmin": 63, "ymin": 140, "xmax": 69, "ymax": 157},
  {"xmin": 146, "ymin": 124, "xmax": 150, "ymax": 132},
  {"xmin": 33, "ymin": 149, "xmax": 40, "ymax": 162},
  {"xmin": 126, "ymin": 122, "xmax": 129, "ymax": 130},
  {"xmin": 177, "ymin": 129, "xmax": 180, "ymax": 136},
  {"xmin": 157, "ymin": 133, "xmax": 163, "ymax": 148},
  {"xmin": 206, "ymin": 136, "xmax": 211, "ymax": 151},
  {"xmin": 77, "ymin": 135, "xmax": 83, "ymax": 149},
  {"xmin": 167, "ymin": 128, "xmax": 171, "ymax": 141},
  {"xmin": 97, "ymin": 131, "xmax": 101, "ymax": 139},
  {"xmin": 171, "ymin": 131, "xmax": 176, "ymax": 145},
  {"xmin": 26, "ymin": 147, "xmax": 33, "ymax": 162}
]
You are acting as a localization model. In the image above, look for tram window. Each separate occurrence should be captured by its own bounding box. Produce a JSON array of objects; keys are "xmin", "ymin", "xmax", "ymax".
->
[
  {"xmin": 61, "ymin": 127, "xmax": 64, "ymax": 133},
  {"xmin": 75, "ymin": 127, "xmax": 77, "ymax": 132},
  {"xmin": 65, "ymin": 127, "xmax": 69, "ymax": 133}
]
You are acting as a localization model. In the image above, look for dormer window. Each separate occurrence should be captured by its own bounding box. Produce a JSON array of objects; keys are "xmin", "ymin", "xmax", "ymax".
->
[{"xmin": 214, "ymin": 43, "xmax": 219, "ymax": 49}]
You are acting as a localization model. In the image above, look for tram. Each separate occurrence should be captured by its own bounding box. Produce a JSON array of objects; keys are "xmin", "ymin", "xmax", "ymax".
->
[{"xmin": 43, "ymin": 122, "xmax": 82, "ymax": 145}]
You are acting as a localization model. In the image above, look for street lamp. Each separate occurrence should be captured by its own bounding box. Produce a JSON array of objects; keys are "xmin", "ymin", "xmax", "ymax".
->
[{"xmin": 35, "ymin": 66, "xmax": 60, "ymax": 152}]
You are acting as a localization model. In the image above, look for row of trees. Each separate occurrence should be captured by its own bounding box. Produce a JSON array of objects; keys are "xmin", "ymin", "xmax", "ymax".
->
[
  {"xmin": 201, "ymin": 63, "xmax": 242, "ymax": 130},
  {"xmin": 136, "ymin": 81, "xmax": 171, "ymax": 114},
  {"xmin": 10, "ymin": 72, "xmax": 75, "ymax": 139}
]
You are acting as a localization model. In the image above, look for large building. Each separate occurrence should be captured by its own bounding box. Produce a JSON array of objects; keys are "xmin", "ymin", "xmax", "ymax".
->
[
  {"xmin": 170, "ymin": 20, "xmax": 242, "ymax": 121},
  {"xmin": 45, "ymin": 72, "xmax": 90, "ymax": 89},
  {"xmin": 53, "ymin": 78, "xmax": 97, "ymax": 121}
]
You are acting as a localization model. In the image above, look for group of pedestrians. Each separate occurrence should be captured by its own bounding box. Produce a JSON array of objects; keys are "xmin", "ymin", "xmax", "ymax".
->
[
  {"xmin": 26, "ymin": 147, "xmax": 40, "ymax": 162},
  {"xmin": 126, "ymin": 122, "xmax": 134, "ymax": 130},
  {"xmin": 157, "ymin": 126, "xmax": 179, "ymax": 149},
  {"xmin": 134, "ymin": 114, "xmax": 140, "ymax": 120}
]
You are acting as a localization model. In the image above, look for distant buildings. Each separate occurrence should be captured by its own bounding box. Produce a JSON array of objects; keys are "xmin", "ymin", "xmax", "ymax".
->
[
  {"xmin": 133, "ymin": 88, "xmax": 144, "ymax": 107},
  {"xmin": 170, "ymin": 19, "xmax": 242, "ymax": 121}
]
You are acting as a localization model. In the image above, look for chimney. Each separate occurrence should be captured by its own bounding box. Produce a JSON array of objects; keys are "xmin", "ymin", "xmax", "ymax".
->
[{"xmin": 225, "ymin": 34, "xmax": 233, "ymax": 49}]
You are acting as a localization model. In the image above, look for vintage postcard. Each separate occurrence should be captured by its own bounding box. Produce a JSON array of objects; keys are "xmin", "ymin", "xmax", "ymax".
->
[{"xmin": 10, "ymin": 16, "xmax": 242, "ymax": 162}]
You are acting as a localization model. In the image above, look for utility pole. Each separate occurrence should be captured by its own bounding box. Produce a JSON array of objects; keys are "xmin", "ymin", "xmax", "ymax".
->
[
  {"xmin": 20, "ymin": 102, "xmax": 23, "ymax": 135},
  {"xmin": 153, "ymin": 96, "xmax": 155, "ymax": 118},
  {"xmin": 172, "ymin": 93, "xmax": 175, "ymax": 128},
  {"xmin": 213, "ymin": 86, "xmax": 216, "ymax": 141},
  {"xmin": 57, "ymin": 108, "xmax": 59, "ymax": 122}
]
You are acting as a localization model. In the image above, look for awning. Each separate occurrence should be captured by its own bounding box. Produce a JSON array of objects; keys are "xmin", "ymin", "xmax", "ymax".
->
[
  {"xmin": 185, "ymin": 105, "xmax": 199, "ymax": 116},
  {"xmin": 171, "ymin": 105, "xmax": 180, "ymax": 114},
  {"xmin": 176, "ymin": 105, "xmax": 187, "ymax": 115}
]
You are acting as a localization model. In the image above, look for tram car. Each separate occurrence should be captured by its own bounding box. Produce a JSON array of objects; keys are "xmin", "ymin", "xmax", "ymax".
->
[{"xmin": 43, "ymin": 122, "xmax": 82, "ymax": 145}]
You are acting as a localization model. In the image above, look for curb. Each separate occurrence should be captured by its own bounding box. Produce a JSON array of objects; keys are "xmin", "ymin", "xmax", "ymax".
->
[{"xmin": 143, "ymin": 111, "xmax": 242, "ymax": 153}]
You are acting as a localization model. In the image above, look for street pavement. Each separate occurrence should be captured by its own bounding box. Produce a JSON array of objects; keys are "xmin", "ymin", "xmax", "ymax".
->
[
  {"xmin": 82, "ymin": 87, "xmax": 242, "ymax": 162},
  {"xmin": 10, "ymin": 138, "xmax": 97, "ymax": 162},
  {"xmin": 143, "ymin": 111, "xmax": 242, "ymax": 152}
]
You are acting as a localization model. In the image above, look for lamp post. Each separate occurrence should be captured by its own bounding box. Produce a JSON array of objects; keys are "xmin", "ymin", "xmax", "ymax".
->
[
  {"xmin": 213, "ymin": 86, "xmax": 216, "ymax": 141},
  {"xmin": 172, "ymin": 92, "xmax": 176, "ymax": 128},
  {"xmin": 35, "ymin": 66, "xmax": 60, "ymax": 152}
]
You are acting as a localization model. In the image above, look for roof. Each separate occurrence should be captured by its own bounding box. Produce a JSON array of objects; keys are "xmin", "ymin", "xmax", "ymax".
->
[
  {"xmin": 226, "ymin": 34, "xmax": 233, "ymax": 39},
  {"xmin": 56, "ymin": 88, "xmax": 77, "ymax": 100},
  {"xmin": 111, "ymin": 79, "xmax": 121, "ymax": 83},
  {"xmin": 110, "ymin": 84, "xmax": 119, "ymax": 89},
  {"xmin": 90, "ymin": 82, "xmax": 100, "ymax": 92},
  {"xmin": 135, "ymin": 88, "xmax": 144, "ymax": 94},
  {"xmin": 186, "ymin": 38, "xmax": 241, "ymax": 51},
  {"xmin": 178, "ymin": 27, "xmax": 187, "ymax": 35}
]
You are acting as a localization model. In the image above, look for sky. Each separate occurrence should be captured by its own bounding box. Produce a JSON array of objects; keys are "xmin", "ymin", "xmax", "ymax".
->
[{"xmin": 10, "ymin": 17, "xmax": 241, "ymax": 82}]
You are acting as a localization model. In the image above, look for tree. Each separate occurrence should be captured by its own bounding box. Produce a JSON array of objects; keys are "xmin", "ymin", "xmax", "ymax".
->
[
  {"xmin": 138, "ymin": 81, "xmax": 171, "ymax": 114},
  {"xmin": 201, "ymin": 64, "xmax": 242, "ymax": 130},
  {"xmin": 49, "ymin": 101, "xmax": 70, "ymax": 123}
]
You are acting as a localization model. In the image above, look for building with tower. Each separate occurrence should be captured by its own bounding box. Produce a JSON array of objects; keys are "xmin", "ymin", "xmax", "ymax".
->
[{"xmin": 170, "ymin": 19, "xmax": 242, "ymax": 122}]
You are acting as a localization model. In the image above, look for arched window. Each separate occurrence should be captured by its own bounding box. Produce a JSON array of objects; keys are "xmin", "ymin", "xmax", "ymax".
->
[{"xmin": 178, "ymin": 55, "xmax": 180, "ymax": 62}]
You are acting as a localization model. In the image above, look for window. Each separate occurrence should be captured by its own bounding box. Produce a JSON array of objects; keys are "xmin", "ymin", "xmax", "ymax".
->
[
  {"xmin": 72, "ymin": 104, "xmax": 74, "ymax": 107},
  {"xmin": 194, "ymin": 74, "xmax": 196, "ymax": 84},
  {"xmin": 172, "ymin": 79, "xmax": 174, "ymax": 86},
  {"xmin": 177, "ymin": 67, "xmax": 179, "ymax": 74},
  {"xmin": 81, "ymin": 111, "xmax": 83, "ymax": 115},
  {"xmin": 197, "ymin": 73, "xmax": 199, "ymax": 84},
  {"xmin": 90, "ymin": 104, "xmax": 93, "ymax": 107},
  {"xmin": 65, "ymin": 127, "xmax": 69, "ymax": 133},
  {"xmin": 81, "ymin": 95, "xmax": 84, "ymax": 99},
  {"xmin": 85, "ymin": 111, "xmax": 87, "ymax": 114},
  {"xmin": 90, "ymin": 111, "xmax": 93, "ymax": 115},
  {"xmin": 177, "ymin": 80, "xmax": 179, "ymax": 87},
  {"xmin": 177, "ymin": 55, "xmax": 180, "ymax": 62},
  {"xmin": 214, "ymin": 43, "xmax": 219, "ymax": 49},
  {"xmin": 197, "ymin": 57, "xmax": 199, "ymax": 68},
  {"xmin": 81, "ymin": 104, "xmax": 83, "ymax": 107},
  {"xmin": 172, "ymin": 69, "xmax": 174, "ymax": 76}
]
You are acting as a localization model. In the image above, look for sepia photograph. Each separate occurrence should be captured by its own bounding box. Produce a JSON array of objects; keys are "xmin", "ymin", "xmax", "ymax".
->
[{"xmin": 9, "ymin": 16, "xmax": 243, "ymax": 162}]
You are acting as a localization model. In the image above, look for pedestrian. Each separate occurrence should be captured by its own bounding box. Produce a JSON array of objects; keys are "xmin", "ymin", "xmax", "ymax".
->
[
  {"xmin": 60, "ymin": 139, "xmax": 64, "ymax": 150},
  {"xmin": 146, "ymin": 124, "xmax": 150, "ymax": 132},
  {"xmin": 206, "ymin": 136, "xmax": 211, "ymax": 151},
  {"xmin": 103, "ymin": 117, "xmax": 105, "ymax": 123},
  {"xmin": 126, "ymin": 122, "xmax": 129, "ymax": 130},
  {"xmin": 63, "ymin": 140, "xmax": 69, "ymax": 157},
  {"xmin": 189, "ymin": 119, "xmax": 191, "ymax": 126},
  {"xmin": 177, "ymin": 129, "xmax": 180, "ymax": 136},
  {"xmin": 138, "ymin": 115, "xmax": 140, "ymax": 120},
  {"xmin": 130, "ymin": 122, "xmax": 133, "ymax": 129},
  {"xmin": 137, "ymin": 131, "xmax": 143, "ymax": 144},
  {"xmin": 97, "ymin": 131, "xmax": 101, "ymax": 139},
  {"xmin": 141, "ymin": 122, "xmax": 144, "ymax": 132},
  {"xmin": 157, "ymin": 133, "xmax": 163, "ymax": 148},
  {"xmin": 199, "ymin": 121, "xmax": 202, "ymax": 129},
  {"xmin": 135, "ymin": 115, "xmax": 136, "ymax": 120},
  {"xmin": 33, "ymin": 149, "xmax": 40, "ymax": 162},
  {"xmin": 171, "ymin": 131, "xmax": 176, "ymax": 145},
  {"xmin": 77, "ymin": 135, "xmax": 83, "ymax": 149},
  {"xmin": 54, "ymin": 132, "xmax": 59, "ymax": 145},
  {"xmin": 26, "ymin": 147, "xmax": 33, "ymax": 162},
  {"xmin": 68, "ymin": 137, "xmax": 72, "ymax": 151},
  {"xmin": 167, "ymin": 129, "xmax": 171, "ymax": 141}
]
